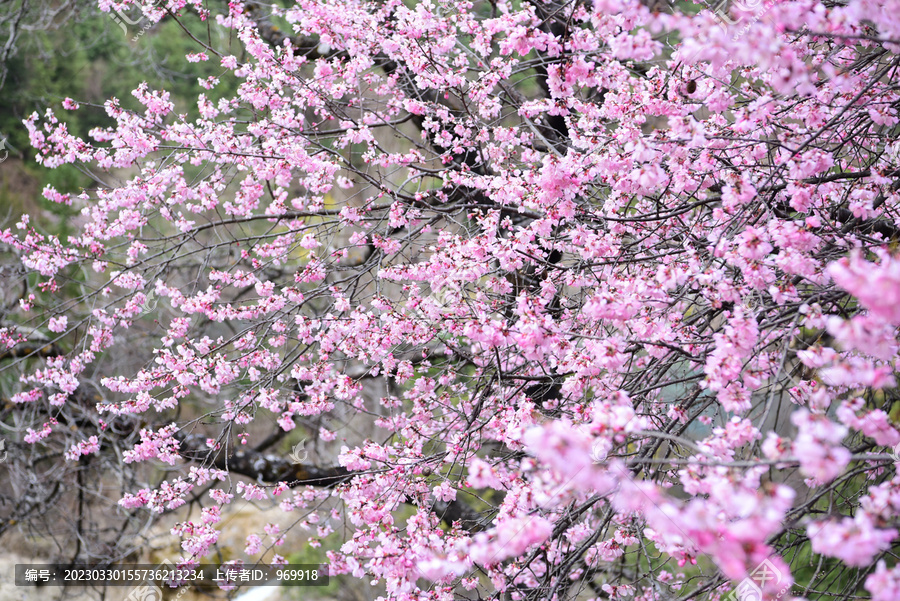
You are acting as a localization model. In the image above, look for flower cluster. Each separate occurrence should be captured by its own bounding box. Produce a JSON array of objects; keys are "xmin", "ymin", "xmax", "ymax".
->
[{"xmin": 6, "ymin": 0, "xmax": 900, "ymax": 599}]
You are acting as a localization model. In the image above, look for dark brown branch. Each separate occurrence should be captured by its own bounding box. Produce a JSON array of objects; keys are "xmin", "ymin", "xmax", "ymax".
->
[
  {"xmin": 178, "ymin": 433, "xmax": 351, "ymax": 487},
  {"xmin": 243, "ymin": 1, "xmax": 325, "ymax": 59},
  {"xmin": 0, "ymin": 343, "xmax": 64, "ymax": 361},
  {"xmin": 177, "ymin": 433, "xmax": 487, "ymax": 530}
]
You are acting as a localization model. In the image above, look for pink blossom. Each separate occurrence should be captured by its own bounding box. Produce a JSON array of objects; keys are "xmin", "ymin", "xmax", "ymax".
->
[
  {"xmin": 48, "ymin": 316, "xmax": 68, "ymax": 332},
  {"xmin": 791, "ymin": 410, "xmax": 850, "ymax": 485},
  {"xmin": 828, "ymin": 250, "xmax": 900, "ymax": 325},
  {"xmin": 244, "ymin": 533, "xmax": 263, "ymax": 555},
  {"xmin": 11, "ymin": 1, "xmax": 900, "ymax": 598},
  {"xmin": 808, "ymin": 513, "xmax": 897, "ymax": 567},
  {"xmin": 866, "ymin": 561, "xmax": 900, "ymax": 601},
  {"xmin": 470, "ymin": 516, "xmax": 554, "ymax": 564},
  {"xmin": 65, "ymin": 436, "xmax": 100, "ymax": 461}
]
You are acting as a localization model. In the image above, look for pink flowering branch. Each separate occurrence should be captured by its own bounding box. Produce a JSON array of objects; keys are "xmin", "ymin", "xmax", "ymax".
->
[{"xmin": 4, "ymin": 0, "xmax": 900, "ymax": 599}]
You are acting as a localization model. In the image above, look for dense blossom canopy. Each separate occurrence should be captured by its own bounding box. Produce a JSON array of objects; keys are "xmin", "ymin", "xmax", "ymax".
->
[{"xmin": 3, "ymin": 0, "xmax": 900, "ymax": 600}]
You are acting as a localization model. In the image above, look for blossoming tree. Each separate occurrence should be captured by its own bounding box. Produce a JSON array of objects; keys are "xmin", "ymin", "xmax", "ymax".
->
[{"xmin": 3, "ymin": 0, "xmax": 900, "ymax": 599}]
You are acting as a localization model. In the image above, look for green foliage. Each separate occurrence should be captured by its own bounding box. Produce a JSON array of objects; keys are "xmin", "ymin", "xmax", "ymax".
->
[
  {"xmin": 780, "ymin": 528, "xmax": 872, "ymax": 600},
  {"xmin": 0, "ymin": 8, "xmax": 241, "ymax": 224},
  {"xmin": 286, "ymin": 533, "xmax": 344, "ymax": 599}
]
